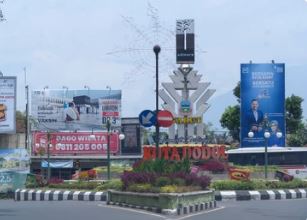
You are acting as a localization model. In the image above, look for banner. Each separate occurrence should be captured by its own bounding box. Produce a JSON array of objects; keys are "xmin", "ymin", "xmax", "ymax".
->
[
  {"xmin": 32, "ymin": 131, "xmax": 119, "ymax": 155},
  {"xmin": 176, "ymin": 19, "xmax": 195, "ymax": 64},
  {"xmin": 0, "ymin": 149, "xmax": 30, "ymax": 193},
  {"xmin": 121, "ymin": 124, "xmax": 141, "ymax": 155},
  {"xmin": 240, "ymin": 63, "xmax": 285, "ymax": 147},
  {"xmin": 31, "ymin": 89, "xmax": 121, "ymax": 131},
  {"xmin": 0, "ymin": 77, "xmax": 16, "ymax": 134},
  {"xmin": 41, "ymin": 160, "xmax": 73, "ymax": 168}
]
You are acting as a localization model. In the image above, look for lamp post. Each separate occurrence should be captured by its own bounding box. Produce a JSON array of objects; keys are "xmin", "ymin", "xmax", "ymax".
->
[
  {"xmin": 106, "ymin": 118, "xmax": 111, "ymax": 180},
  {"xmin": 248, "ymin": 130, "xmax": 283, "ymax": 179},
  {"xmin": 153, "ymin": 45, "xmax": 161, "ymax": 155},
  {"xmin": 47, "ymin": 131, "xmax": 51, "ymax": 182},
  {"xmin": 263, "ymin": 131, "xmax": 270, "ymax": 179}
]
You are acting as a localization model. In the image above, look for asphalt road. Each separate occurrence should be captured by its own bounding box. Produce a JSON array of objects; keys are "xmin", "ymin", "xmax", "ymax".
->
[{"xmin": 0, "ymin": 199, "xmax": 307, "ymax": 220}]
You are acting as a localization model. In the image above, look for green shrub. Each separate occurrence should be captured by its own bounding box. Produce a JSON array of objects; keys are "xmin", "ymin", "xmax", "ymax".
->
[
  {"xmin": 48, "ymin": 181, "xmax": 101, "ymax": 190},
  {"xmin": 160, "ymin": 185, "xmax": 178, "ymax": 193},
  {"xmin": 127, "ymin": 183, "xmax": 153, "ymax": 193},
  {"xmin": 95, "ymin": 179, "xmax": 123, "ymax": 191},
  {"xmin": 154, "ymin": 176, "xmax": 172, "ymax": 187},
  {"xmin": 211, "ymin": 178, "xmax": 307, "ymax": 190},
  {"xmin": 172, "ymin": 178, "xmax": 186, "ymax": 186},
  {"xmin": 133, "ymin": 159, "xmax": 191, "ymax": 174}
]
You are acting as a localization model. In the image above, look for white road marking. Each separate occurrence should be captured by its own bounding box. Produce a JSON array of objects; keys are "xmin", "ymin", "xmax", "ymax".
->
[
  {"xmin": 172, "ymin": 206, "xmax": 225, "ymax": 220},
  {"xmin": 97, "ymin": 204, "xmax": 166, "ymax": 219}
]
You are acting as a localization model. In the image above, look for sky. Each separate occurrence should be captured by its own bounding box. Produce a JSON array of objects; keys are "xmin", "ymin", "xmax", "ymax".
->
[{"xmin": 1, "ymin": 0, "xmax": 307, "ymax": 129}]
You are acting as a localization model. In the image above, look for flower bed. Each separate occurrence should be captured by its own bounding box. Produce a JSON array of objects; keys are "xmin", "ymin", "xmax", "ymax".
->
[{"xmin": 107, "ymin": 189, "xmax": 214, "ymax": 211}]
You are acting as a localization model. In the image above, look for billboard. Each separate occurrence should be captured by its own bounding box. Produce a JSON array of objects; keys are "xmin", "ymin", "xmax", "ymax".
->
[
  {"xmin": 0, "ymin": 149, "xmax": 30, "ymax": 193},
  {"xmin": 176, "ymin": 19, "xmax": 195, "ymax": 64},
  {"xmin": 121, "ymin": 124, "xmax": 141, "ymax": 155},
  {"xmin": 0, "ymin": 77, "xmax": 16, "ymax": 134},
  {"xmin": 31, "ymin": 89, "xmax": 121, "ymax": 131},
  {"xmin": 240, "ymin": 63, "xmax": 285, "ymax": 147},
  {"xmin": 32, "ymin": 131, "xmax": 119, "ymax": 156}
]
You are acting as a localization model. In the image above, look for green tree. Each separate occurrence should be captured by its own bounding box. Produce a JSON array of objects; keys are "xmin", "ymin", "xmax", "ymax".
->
[
  {"xmin": 220, "ymin": 105, "xmax": 240, "ymax": 141},
  {"xmin": 286, "ymin": 94, "xmax": 304, "ymax": 134},
  {"xmin": 16, "ymin": 110, "xmax": 26, "ymax": 133},
  {"xmin": 219, "ymin": 82, "xmax": 241, "ymax": 142}
]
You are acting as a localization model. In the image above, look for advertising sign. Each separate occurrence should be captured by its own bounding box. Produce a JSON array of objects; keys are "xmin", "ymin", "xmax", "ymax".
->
[
  {"xmin": 32, "ymin": 131, "xmax": 119, "ymax": 155},
  {"xmin": 121, "ymin": 124, "xmax": 141, "ymax": 155},
  {"xmin": 0, "ymin": 149, "xmax": 30, "ymax": 193},
  {"xmin": 240, "ymin": 63, "xmax": 285, "ymax": 147},
  {"xmin": 100, "ymin": 99, "xmax": 121, "ymax": 127},
  {"xmin": 31, "ymin": 89, "xmax": 121, "ymax": 131},
  {"xmin": 0, "ymin": 77, "xmax": 16, "ymax": 134},
  {"xmin": 176, "ymin": 19, "xmax": 195, "ymax": 64}
]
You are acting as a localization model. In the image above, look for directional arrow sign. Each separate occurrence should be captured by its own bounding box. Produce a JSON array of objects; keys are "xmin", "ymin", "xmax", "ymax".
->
[{"xmin": 139, "ymin": 110, "xmax": 156, "ymax": 127}]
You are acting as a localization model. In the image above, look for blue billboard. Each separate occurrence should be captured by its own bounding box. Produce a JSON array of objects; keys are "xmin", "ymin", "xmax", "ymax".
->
[{"xmin": 240, "ymin": 63, "xmax": 285, "ymax": 147}]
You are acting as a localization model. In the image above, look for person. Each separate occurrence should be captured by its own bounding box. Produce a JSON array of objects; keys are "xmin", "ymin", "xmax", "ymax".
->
[
  {"xmin": 65, "ymin": 102, "xmax": 80, "ymax": 122},
  {"xmin": 268, "ymin": 120, "xmax": 282, "ymax": 147},
  {"xmin": 245, "ymin": 99, "xmax": 264, "ymax": 136}
]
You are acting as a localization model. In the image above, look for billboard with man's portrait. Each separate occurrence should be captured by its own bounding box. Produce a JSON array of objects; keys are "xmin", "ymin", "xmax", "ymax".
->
[{"xmin": 240, "ymin": 63, "xmax": 285, "ymax": 147}]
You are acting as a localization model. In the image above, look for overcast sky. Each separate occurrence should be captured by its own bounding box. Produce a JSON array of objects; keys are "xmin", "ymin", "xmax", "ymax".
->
[{"xmin": 1, "ymin": 0, "xmax": 307, "ymax": 128}]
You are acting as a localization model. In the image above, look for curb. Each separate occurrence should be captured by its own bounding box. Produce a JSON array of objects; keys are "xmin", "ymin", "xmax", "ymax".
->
[
  {"xmin": 214, "ymin": 189, "xmax": 307, "ymax": 201},
  {"xmin": 107, "ymin": 200, "xmax": 217, "ymax": 216},
  {"xmin": 14, "ymin": 189, "xmax": 106, "ymax": 201}
]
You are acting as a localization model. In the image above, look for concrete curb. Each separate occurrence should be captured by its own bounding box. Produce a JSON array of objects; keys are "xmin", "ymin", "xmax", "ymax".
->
[
  {"xmin": 214, "ymin": 189, "xmax": 307, "ymax": 201},
  {"xmin": 14, "ymin": 189, "xmax": 106, "ymax": 201},
  {"xmin": 107, "ymin": 200, "xmax": 217, "ymax": 216}
]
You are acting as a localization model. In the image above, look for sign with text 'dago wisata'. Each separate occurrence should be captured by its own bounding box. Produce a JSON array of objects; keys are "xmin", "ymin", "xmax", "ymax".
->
[{"xmin": 32, "ymin": 132, "xmax": 119, "ymax": 156}]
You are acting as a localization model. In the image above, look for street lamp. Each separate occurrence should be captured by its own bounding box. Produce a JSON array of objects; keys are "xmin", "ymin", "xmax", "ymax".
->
[
  {"xmin": 248, "ymin": 130, "xmax": 282, "ymax": 179},
  {"xmin": 153, "ymin": 45, "xmax": 161, "ymax": 155}
]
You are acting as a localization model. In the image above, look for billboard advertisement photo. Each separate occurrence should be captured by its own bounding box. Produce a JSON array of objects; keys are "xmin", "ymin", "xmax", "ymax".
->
[
  {"xmin": 31, "ymin": 89, "xmax": 121, "ymax": 131},
  {"xmin": 240, "ymin": 63, "xmax": 285, "ymax": 147},
  {"xmin": 0, "ymin": 149, "xmax": 30, "ymax": 193},
  {"xmin": 0, "ymin": 77, "xmax": 16, "ymax": 134}
]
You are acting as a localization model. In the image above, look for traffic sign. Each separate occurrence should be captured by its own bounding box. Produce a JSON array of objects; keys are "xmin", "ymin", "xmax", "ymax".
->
[
  {"xmin": 139, "ymin": 110, "xmax": 156, "ymax": 127},
  {"xmin": 157, "ymin": 110, "xmax": 174, "ymax": 127}
]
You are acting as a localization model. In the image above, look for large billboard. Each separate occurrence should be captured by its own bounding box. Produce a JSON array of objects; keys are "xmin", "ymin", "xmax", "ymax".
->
[
  {"xmin": 31, "ymin": 89, "xmax": 121, "ymax": 131},
  {"xmin": 32, "ymin": 131, "xmax": 119, "ymax": 156},
  {"xmin": 240, "ymin": 63, "xmax": 285, "ymax": 147},
  {"xmin": 0, "ymin": 77, "xmax": 16, "ymax": 134}
]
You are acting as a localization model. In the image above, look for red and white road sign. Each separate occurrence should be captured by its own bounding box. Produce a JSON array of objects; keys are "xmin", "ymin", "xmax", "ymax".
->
[{"xmin": 157, "ymin": 110, "xmax": 174, "ymax": 127}]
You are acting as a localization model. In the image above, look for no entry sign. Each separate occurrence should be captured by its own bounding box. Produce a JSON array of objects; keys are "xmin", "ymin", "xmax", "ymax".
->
[{"xmin": 157, "ymin": 110, "xmax": 174, "ymax": 127}]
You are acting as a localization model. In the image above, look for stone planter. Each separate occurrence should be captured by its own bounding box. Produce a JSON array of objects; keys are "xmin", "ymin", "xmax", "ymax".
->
[{"xmin": 107, "ymin": 190, "xmax": 215, "ymax": 214}]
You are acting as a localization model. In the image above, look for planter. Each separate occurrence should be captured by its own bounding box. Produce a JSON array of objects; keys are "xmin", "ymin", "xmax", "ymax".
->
[{"xmin": 107, "ymin": 190, "xmax": 215, "ymax": 211}]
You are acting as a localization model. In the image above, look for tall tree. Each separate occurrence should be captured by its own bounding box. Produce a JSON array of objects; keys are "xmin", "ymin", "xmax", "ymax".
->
[
  {"xmin": 219, "ymin": 82, "xmax": 241, "ymax": 142},
  {"xmin": 286, "ymin": 94, "xmax": 304, "ymax": 134},
  {"xmin": 220, "ymin": 105, "xmax": 240, "ymax": 141}
]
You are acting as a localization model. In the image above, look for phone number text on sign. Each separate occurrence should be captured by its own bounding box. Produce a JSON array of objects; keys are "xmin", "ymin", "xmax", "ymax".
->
[{"xmin": 32, "ymin": 132, "xmax": 119, "ymax": 155}]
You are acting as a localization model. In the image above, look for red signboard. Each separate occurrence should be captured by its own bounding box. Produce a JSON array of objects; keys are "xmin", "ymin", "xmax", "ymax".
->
[
  {"xmin": 32, "ymin": 132, "xmax": 119, "ymax": 156},
  {"xmin": 157, "ymin": 110, "xmax": 174, "ymax": 127},
  {"xmin": 102, "ymin": 112, "xmax": 119, "ymax": 117}
]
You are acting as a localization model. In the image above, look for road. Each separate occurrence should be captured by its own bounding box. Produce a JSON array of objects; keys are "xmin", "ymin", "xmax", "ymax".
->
[{"xmin": 0, "ymin": 199, "xmax": 306, "ymax": 220}]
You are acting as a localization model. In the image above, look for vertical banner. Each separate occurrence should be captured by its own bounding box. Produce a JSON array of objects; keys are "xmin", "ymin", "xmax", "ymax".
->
[
  {"xmin": 176, "ymin": 19, "xmax": 195, "ymax": 64},
  {"xmin": 240, "ymin": 63, "xmax": 285, "ymax": 147},
  {"xmin": 121, "ymin": 124, "xmax": 141, "ymax": 155},
  {"xmin": 100, "ymin": 99, "xmax": 121, "ymax": 127},
  {"xmin": 0, "ymin": 77, "xmax": 16, "ymax": 134}
]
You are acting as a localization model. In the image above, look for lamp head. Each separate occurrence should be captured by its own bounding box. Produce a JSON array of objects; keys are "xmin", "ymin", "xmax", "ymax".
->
[{"xmin": 248, "ymin": 131, "xmax": 254, "ymax": 138}]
